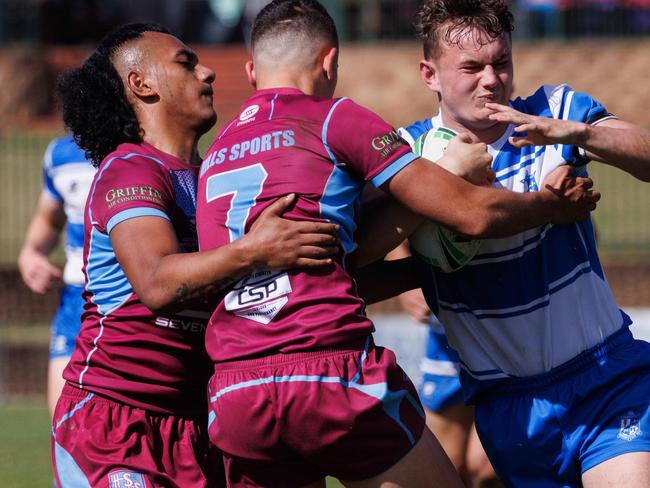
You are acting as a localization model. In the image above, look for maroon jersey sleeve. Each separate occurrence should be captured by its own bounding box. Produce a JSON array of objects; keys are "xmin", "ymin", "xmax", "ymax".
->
[
  {"xmin": 325, "ymin": 98, "xmax": 417, "ymax": 186},
  {"xmin": 90, "ymin": 155, "xmax": 175, "ymax": 234}
]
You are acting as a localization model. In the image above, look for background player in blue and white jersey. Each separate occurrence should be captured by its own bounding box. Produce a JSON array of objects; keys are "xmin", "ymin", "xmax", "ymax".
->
[
  {"xmin": 399, "ymin": 1, "xmax": 650, "ymax": 486},
  {"xmin": 18, "ymin": 135, "xmax": 95, "ymax": 416}
]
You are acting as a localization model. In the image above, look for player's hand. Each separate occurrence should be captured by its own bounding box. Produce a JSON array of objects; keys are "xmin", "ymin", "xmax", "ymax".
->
[
  {"xmin": 17, "ymin": 248, "xmax": 63, "ymax": 294},
  {"xmin": 540, "ymin": 165, "xmax": 601, "ymax": 224},
  {"xmin": 398, "ymin": 288, "xmax": 431, "ymax": 324},
  {"xmin": 436, "ymin": 133, "xmax": 495, "ymax": 186},
  {"xmin": 486, "ymin": 102, "xmax": 588, "ymax": 148},
  {"xmin": 247, "ymin": 194, "xmax": 340, "ymax": 269}
]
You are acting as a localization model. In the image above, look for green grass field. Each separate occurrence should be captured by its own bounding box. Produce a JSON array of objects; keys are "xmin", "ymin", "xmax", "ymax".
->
[
  {"xmin": 0, "ymin": 404, "xmax": 52, "ymax": 487},
  {"xmin": 0, "ymin": 402, "xmax": 344, "ymax": 487}
]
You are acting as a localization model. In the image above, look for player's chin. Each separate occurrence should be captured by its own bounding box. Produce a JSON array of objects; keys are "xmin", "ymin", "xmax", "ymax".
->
[
  {"xmin": 197, "ymin": 110, "xmax": 217, "ymax": 134},
  {"xmin": 467, "ymin": 113, "xmax": 497, "ymax": 128}
]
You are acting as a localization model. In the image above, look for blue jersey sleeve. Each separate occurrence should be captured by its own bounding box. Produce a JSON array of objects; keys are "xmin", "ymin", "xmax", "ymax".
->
[
  {"xmin": 515, "ymin": 85, "xmax": 613, "ymax": 166},
  {"xmin": 42, "ymin": 139, "xmax": 64, "ymax": 201},
  {"xmin": 397, "ymin": 119, "xmax": 434, "ymax": 148}
]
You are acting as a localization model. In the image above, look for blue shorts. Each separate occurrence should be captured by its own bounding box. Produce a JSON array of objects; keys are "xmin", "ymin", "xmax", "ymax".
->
[
  {"xmin": 474, "ymin": 327, "xmax": 650, "ymax": 488},
  {"xmin": 418, "ymin": 319, "xmax": 463, "ymax": 413},
  {"xmin": 49, "ymin": 285, "xmax": 84, "ymax": 359}
]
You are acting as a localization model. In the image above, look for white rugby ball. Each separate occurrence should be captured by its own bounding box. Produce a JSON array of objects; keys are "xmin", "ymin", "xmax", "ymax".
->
[{"xmin": 410, "ymin": 127, "xmax": 481, "ymax": 272}]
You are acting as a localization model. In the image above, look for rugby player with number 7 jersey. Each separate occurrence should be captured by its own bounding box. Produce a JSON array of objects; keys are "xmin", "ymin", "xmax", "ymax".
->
[{"xmin": 196, "ymin": 1, "xmax": 599, "ymax": 487}]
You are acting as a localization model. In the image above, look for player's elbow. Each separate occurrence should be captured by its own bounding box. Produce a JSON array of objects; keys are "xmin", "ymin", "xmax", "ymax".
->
[
  {"xmin": 138, "ymin": 288, "xmax": 176, "ymax": 316},
  {"xmin": 449, "ymin": 215, "xmax": 492, "ymax": 239}
]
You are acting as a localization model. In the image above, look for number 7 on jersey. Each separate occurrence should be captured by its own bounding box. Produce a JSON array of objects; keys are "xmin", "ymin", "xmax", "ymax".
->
[{"xmin": 205, "ymin": 163, "xmax": 268, "ymax": 242}]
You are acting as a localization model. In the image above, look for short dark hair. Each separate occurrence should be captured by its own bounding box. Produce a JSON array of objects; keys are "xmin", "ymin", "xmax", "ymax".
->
[
  {"xmin": 251, "ymin": 0, "xmax": 338, "ymax": 53},
  {"xmin": 415, "ymin": 0, "xmax": 513, "ymax": 60},
  {"xmin": 57, "ymin": 22, "xmax": 170, "ymax": 167}
]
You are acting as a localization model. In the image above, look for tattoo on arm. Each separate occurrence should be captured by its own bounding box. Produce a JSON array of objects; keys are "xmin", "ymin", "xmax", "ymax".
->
[{"xmin": 173, "ymin": 277, "xmax": 238, "ymax": 308}]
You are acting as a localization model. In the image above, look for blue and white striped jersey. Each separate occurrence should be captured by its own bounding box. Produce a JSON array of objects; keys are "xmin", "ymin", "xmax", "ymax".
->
[
  {"xmin": 399, "ymin": 84, "xmax": 628, "ymax": 402},
  {"xmin": 42, "ymin": 135, "xmax": 95, "ymax": 286}
]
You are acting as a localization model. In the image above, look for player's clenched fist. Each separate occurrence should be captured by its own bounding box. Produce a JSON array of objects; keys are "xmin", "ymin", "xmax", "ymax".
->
[
  {"xmin": 436, "ymin": 133, "xmax": 495, "ymax": 186},
  {"xmin": 541, "ymin": 165, "xmax": 601, "ymax": 224}
]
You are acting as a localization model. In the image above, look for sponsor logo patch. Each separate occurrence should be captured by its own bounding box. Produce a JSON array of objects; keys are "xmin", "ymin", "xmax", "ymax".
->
[
  {"xmin": 108, "ymin": 470, "xmax": 147, "ymax": 488},
  {"xmin": 617, "ymin": 411, "xmax": 643, "ymax": 442},
  {"xmin": 225, "ymin": 270, "xmax": 292, "ymax": 324},
  {"xmin": 154, "ymin": 315, "xmax": 207, "ymax": 333},
  {"xmin": 371, "ymin": 130, "xmax": 404, "ymax": 158},
  {"xmin": 105, "ymin": 186, "xmax": 163, "ymax": 209},
  {"xmin": 239, "ymin": 104, "xmax": 259, "ymax": 122}
]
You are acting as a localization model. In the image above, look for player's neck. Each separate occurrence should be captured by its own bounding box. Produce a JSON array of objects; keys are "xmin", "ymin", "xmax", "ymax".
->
[
  {"xmin": 255, "ymin": 73, "xmax": 324, "ymax": 98},
  {"xmin": 141, "ymin": 123, "xmax": 201, "ymax": 166}
]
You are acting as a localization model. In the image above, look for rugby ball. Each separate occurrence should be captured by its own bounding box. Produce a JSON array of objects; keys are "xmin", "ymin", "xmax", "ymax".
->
[{"xmin": 410, "ymin": 127, "xmax": 481, "ymax": 272}]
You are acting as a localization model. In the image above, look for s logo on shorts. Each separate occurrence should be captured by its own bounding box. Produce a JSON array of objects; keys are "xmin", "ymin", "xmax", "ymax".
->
[
  {"xmin": 108, "ymin": 470, "xmax": 147, "ymax": 488},
  {"xmin": 617, "ymin": 411, "xmax": 643, "ymax": 442}
]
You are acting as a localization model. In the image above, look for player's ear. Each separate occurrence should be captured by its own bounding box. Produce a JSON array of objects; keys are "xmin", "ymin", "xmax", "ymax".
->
[
  {"xmin": 322, "ymin": 46, "xmax": 338, "ymax": 82},
  {"xmin": 126, "ymin": 70, "xmax": 157, "ymax": 99},
  {"xmin": 245, "ymin": 60, "xmax": 257, "ymax": 89},
  {"xmin": 420, "ymin": 59, "xmax": 441, "ymax": 93}
]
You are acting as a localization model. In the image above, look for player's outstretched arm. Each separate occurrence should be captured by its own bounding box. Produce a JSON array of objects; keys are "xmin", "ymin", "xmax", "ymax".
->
[
  {"xmin": 111, "ymin": 194, "xmax": 339, "ymax": 314},
  {"xmin": 18, "ymin": 193, "xmax": 65, "ymax": 294},
  {"xmin": 384, "ymin": 139, "xmax": 600, "ymax": 239},
  {"xmin": 486, "ymin": 102, "xmax": 650, "ymax": 182}
]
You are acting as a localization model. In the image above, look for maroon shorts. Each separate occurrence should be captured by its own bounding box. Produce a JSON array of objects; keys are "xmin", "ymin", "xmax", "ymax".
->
[
  {"xmin": 52, "ymin": 384, "xmax": 225, "ymax": 487},
  {"xmin": 207, "ymin": 336, "xmax": 425, "ymax": 487}
]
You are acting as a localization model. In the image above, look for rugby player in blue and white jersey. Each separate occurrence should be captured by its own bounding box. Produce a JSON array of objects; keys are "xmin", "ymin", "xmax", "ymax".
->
[
  {"xmin": 398, "ymin": 1, "xmax": 650, "ymax": 486},
  {"xmin": 18, "ymin": 135, "xmax": 95, "ymax": 416},
  {"xmin": 385, "ymin": 242, "xmax": 499, "ymax": 487}
]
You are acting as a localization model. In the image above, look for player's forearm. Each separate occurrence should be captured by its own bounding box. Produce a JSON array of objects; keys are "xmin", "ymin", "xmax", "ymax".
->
[
  {"xmin": 388, "ymin": 159, "xmax": 596, "ymax": 239},
  {"xmin": 140, "ymin": 240, "xmax": 256, "ymax": 315},
  {"xmin": 354, "ymin": 257, "xmax": 419, "ymax": 305},
  {"xmin": 467, "ymin": 188, "xmax": 559, "ymax": 238},
  {"xmin": 387, "ymin": 162, "xmax": 547, "ymax": 238},
  {"xmin": 580, "ymin": 124, "xmax": 650, "ymax": 182},
  {"xmin": 21, "ymin": 213, "xmax": 63, "ymax": 256}
]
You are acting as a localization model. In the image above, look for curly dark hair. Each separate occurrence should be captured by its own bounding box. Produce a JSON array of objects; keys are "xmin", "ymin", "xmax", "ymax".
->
[
  {"xmin": 251, "ymin": 0, "xmax": 338, "ymax": 53},
  {"xmin": 415, "ymin": 0, "xmax": 513, "ymax": 60},
  {"xmin": 58, "ymin": 23, "xmax": 170, "ymax": 167}
]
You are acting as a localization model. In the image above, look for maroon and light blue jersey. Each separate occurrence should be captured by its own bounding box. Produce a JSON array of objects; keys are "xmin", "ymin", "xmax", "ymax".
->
[
  {"xmin": 64, "ymin": 142, "xmax": 211, "ymax": 415},
  {"xmin": 197, "ymin": 88, "xmax": 417, "ymax": 362}
]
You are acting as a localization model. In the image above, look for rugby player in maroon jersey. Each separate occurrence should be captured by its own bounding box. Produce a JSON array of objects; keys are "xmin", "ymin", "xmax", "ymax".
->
[{"xmin": 52, "ymin": 22, "xmax": 339, "ymax": 487}]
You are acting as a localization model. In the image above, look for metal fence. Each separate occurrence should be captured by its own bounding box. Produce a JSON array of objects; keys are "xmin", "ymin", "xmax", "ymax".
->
[{"xmin": 0, "ymin": 132, "xmax": 58, "ymax": 267}]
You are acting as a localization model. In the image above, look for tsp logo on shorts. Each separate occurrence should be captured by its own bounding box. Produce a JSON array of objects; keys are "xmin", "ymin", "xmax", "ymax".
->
[
  {"xmin": 617, "ymin": 411, "xmax": 643, "ymax": 442},
  {"xmin": 108, "ymin": 470, "xmax": 147, "ymax": 488}
]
